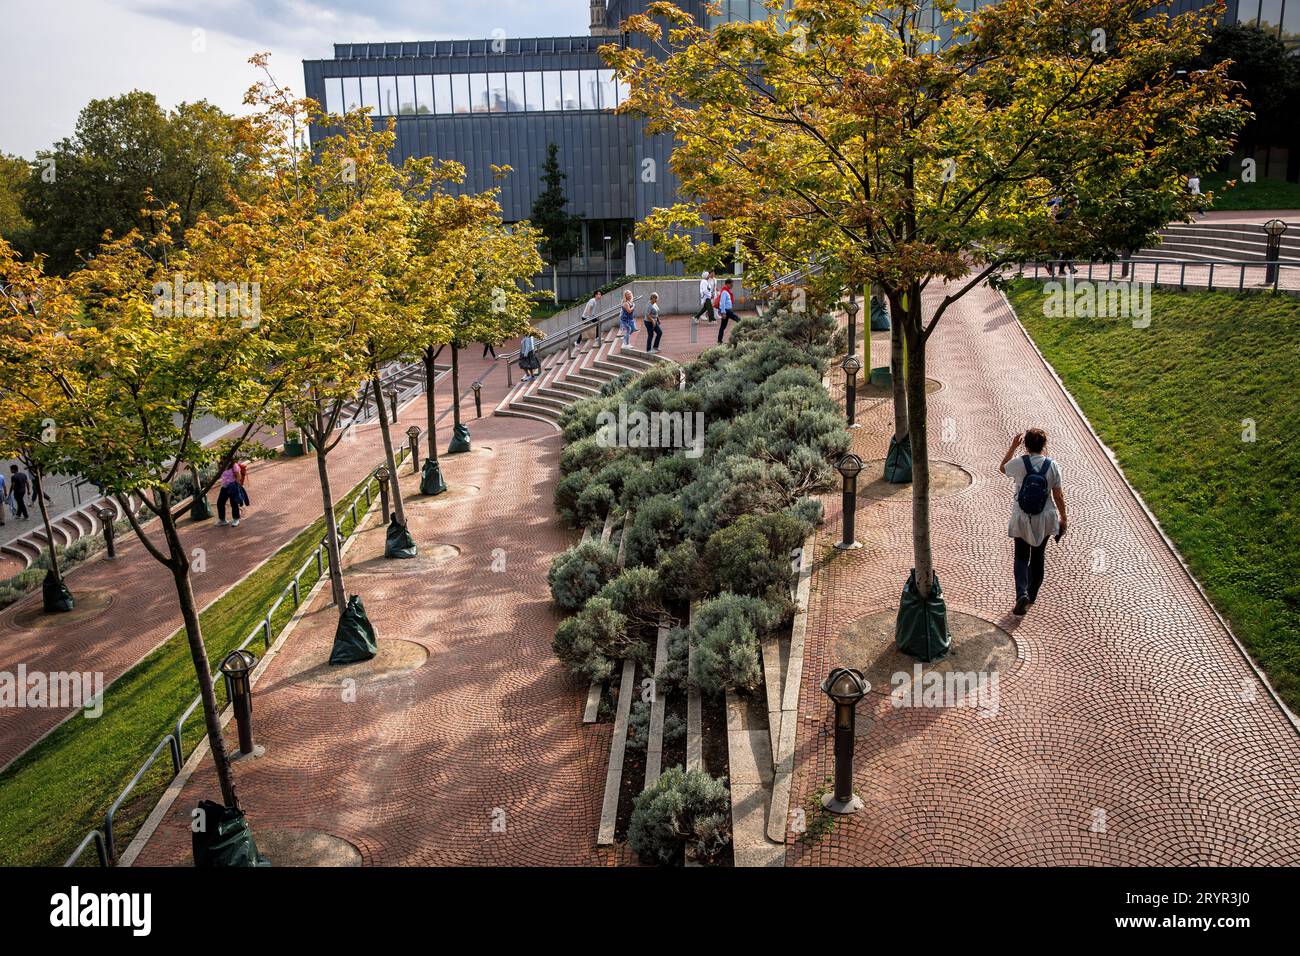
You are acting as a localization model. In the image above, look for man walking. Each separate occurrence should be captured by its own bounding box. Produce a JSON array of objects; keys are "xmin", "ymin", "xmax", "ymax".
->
[
  {"xmin": 581, "ymin": 290, "xmax": 603, "ymax": 342},
  {"xmin": 999, "ymin": 428, "xmax": 1067, "ymax": 615},
  {"xmin": 717, "ymin": 279, "xmax": 738, "ymax": 344},
  {"xmin": 9, "ymin": 465, "xmax": 29, "ymax": 520},
  {"xmin": 693, "ymin": 270, "xmax": 716, "ymax": 323}
]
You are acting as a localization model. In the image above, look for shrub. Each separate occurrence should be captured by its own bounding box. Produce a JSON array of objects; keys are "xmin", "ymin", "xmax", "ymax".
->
[
  {"xmin": 688, "ymin": 592, "xmax": 784, "ymax": 695},
  {"xmin": 628, "ymin": 766, "xmax": 731, "ymax": 866},
  {"xmin": 598, "ymin": 370, "xmax": 635, "ymax": 397},
  {"xmin": 559, "ymin": 433, "xmax": 621, "ymax": 477},
  {"xmin": 554, "ymin": 468, "xmax": 592, "ymax": 527},
  {"xmin": 785, "ymin": 496, "xmax": 824, "ymax": 528},
  {"xmin": 552, "ymin": 598, "xmax": 641, "ymax": 683},
  {"xmin": 595, "ymin": 566, "xmax": 669, "ymax": 628},
  {"xmin": 548, "ymin": 541, "xmax": 620, "ymax": 611},
  {"xmin": 574, "ymin": 481, "xmax": 616, "ymax": 528},
  {"xmin": 626, "ymin": 699, "xmax": 686, "ymax": 753},
  {"xmin": 622, "ymin": 494, "xmax": 685, "ymax": 567},
  {"xmin": 656, "ymin": 541, "xmax": 701, "ymax": 604},
  {"xmin": 594, "ymin": 456, "xmax": 651, "ymax": 509},
  {"xmin": 702, "ymin": 512, "xmax": 810, "ymax": 600}
]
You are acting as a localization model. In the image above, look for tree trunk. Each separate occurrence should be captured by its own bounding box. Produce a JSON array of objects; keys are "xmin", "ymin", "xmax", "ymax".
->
[
  {"xmin": 450, "ymin": 344, "xmax": 462, "ymax": 429},
  {"xmin": 424, "ymin": 345, "xmax": 439, "ymax": 462},
  {"xmin": 889, "ymin": 296, "xmax": 909, "ymax": 440},
  {"xmin": 312, "ymin": 409, "xmax": 347, "ymax": 610},
  {"xmin": 903, "ymin": 304, "xmax": 934, "ymax": 599},
  {"xmin": 370, "ymin": 372, "xmax": 406, "ymax": 526},
  {"xmin": 158, "ymin": 501, "xmax": 240, "ymax": 809},
  {"xmin": 32, "ymin": 469, "xmax": 62, "ymax": 584}
]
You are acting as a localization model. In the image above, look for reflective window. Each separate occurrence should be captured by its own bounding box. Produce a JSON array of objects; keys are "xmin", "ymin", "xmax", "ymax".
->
[
  {"xmin": 597, "ymin": 69, "xmax": 618, "ymax": 110},
  {"xmin": 1260, "ymin": 0, "xmax": 1283, "ymax": 34},
  {"xmin": 562, "ymin": 70, "xmax": 582, "ymax": 109},
  {"xmin": 378, "ymin": 76, "xmax": 398, "ymax": 115},
  {"xmin": 524, "ymin": 72, "xmax": 544, "ymax": 111},
  {"xmin": 469, "ymin": 73, "xmax": 489, "ymax": 112},
  {"xmin": 451, "ymin": 73, "xmax": 470, "ymax": 113},
  {"xmin": 543, "ymin": 71, "xmax": 563, "ymax": 110},
  {"xmin": 507, "ymin": 73, "xmax": 526, "ymax": 112},
  {"xmin": 488, "ymin": 73, "xmax": 507, "ymax": 112},
  {"xmin": 343, "ymin": 76, "xmax": 362, "ymax": 112},
  {"xmin": 616, "ymin": 77, "xmax": 630, "ymax": 107},
  {"xmin": 1284, "ymin": 0, "xmax": 1300, "ymax": 40},
  {"xmin": 580, "ymin": 69, "xmax": 599, "ymax": 109},
  {"xmin": 324, "ymin": 77, "xmax": 344, "ymax": 114},
  {"xmin": 397, "ymin": 75, "xmax": 417, "ymax": 114},
  {"xmin": 1238, "ymin": 0, "xmax": 1262, "ymax": 25},
  {"xmin": 360, "ymin": 76, "xmax": 380, "ymax": 114},
  {"xmin": 416, "ymin": 75, "xmax": 435, "ymax": 114}
]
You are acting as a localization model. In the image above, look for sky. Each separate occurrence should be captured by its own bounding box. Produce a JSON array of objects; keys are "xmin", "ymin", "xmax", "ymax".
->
[{"xmin": 0, "ymin": 0, "xmax": 591, "ymax": 158}]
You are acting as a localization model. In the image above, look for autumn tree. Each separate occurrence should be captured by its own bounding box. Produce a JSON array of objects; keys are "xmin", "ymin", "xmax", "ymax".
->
[{"xmin": 609, "ymin": 0, "xmax": 1243, "ymax": 630}]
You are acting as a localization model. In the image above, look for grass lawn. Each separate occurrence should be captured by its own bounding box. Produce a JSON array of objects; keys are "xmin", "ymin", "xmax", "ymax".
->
[
  {"xmin": 1005, "ymin": 280, "xmax": 1300, "ymax": 712},
  {"xmin": 1204, "ymin": 173, "xmax": 1300, "ymax": 212},
  {"xmin": 0, "ymin": 471, "xmax": 376, "ymax": 867}
]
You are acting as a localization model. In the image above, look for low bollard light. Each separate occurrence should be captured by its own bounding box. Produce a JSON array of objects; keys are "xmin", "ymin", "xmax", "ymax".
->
[
  {"xmin": 1264, "ymin": 219, "xmax": 1289, "ymax": 285},
  {"xmin": 406, "ymin": 425, "xmax": 421, "ymax": 474},
  {"xmin": 98, "ymin": 507, "xmax": 117, "ymax": 559},
  {"xmin": 472, "ymin": 381, "xmax": 483, "ymax": 419},
  {"xmin": 820, "ymin": 667, "xmax": 869, "ymax": 814},
  {"xmin": 841, "ymin": 354, "xmax": 862, "ymax": 428},
  {"xmin": 835, "ymin": 453, "xmax": 863, "ymax": 550},
  {"xmin": 845, "ymin": 294, "xmax": 860, "ymax": 364},
  {"xmin": 375, "ymin": 465, "xmax": 391, "ymax": 523},
  {"xmin": 219, "ymin": 649, "xmax": 259, "ymax": 756},
  {"xmin": 386, "ymin": 387, "xmax": 399, "ymax": 423}
]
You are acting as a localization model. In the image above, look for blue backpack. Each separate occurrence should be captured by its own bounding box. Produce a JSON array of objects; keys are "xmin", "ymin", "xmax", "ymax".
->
[{"xmin": 1016, "ymin": 456, "xmax": 1053, "ymax": 515}]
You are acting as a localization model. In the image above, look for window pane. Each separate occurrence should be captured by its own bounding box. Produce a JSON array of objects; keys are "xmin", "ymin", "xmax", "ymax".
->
[
  {"xmin": 597, "ymin": 69, "xmax": 617, "ymax": 110},
  {"xmin": 343, "ymin": 77, "xmax": 362, "ymax": 111},
  {"xmin": 1285, "ymin": 0, "xmax": 1300, "ymax": 40},
  {"xmin": 524, "ymin": 72, "xmax": 543, "ymax": 111},
  {"xmin": 1260, "ymin": 0, "xmax": 1283, "ymax": 33},
  {"xmin": 324, "ymin": 77, "xmax": 344, "ymax": 114},
  {"xmin": 452, "ymin": 73, "xmax": 470, "ymax": 113},
  {"xmin": 360, "ymin": 76, "xmax": 380, "ymax": 114},
  {"xmin": 616, "ymin": 77, "xmax": 630, "ymax": 106},
  {"xmin": 1238, "ymin": 0, "xmax": 1261, "ymax": 25},
  {"xmin": 562, "ymin": 70, "xmax": 581, "ymax": 109},
  {"xmin": 397, "ymin": 75, "xmax": 416, "ymax": 114},
  {"xmin": 470, "ymin": 73, "xmax": 489, "ymax": 112},
  {"xmin": 543, "ymin": 71, "xmax": 562, "ymax": 110},
  {"xmin": 488, "ymin": 72, "xmax": 507, "ymax": 112},
  {"xmin": 507, "ymin": 73, "xmax": 525, "ymax": 112},
  {"xmin": 378, "ymin": 76, "xmax": 398, "ymax": 115},
  {"xmin": 580, "ymin": 69, "xmax": 599, "ymax": 109},
  {"xmin": 416, "ymin": 75, "xmax": 435, "ymax": 114}
]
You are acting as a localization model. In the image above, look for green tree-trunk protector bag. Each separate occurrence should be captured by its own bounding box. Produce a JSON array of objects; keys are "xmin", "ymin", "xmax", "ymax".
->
[
  {"xmin": 421, "ymin": 458, "xmax": 447, "ymax": 495},
  {"xmin": 870, "ymin": 297, "xmax": 891, "ymax": 331},
  {"xmin": 384, "ymin": 516, "xmax": 418, "ymax": 559},
  {"xmin": 42, "ymin": 571, "xmax": 74, "ymax": 613},
  {"xmin": 330, "ymin": 595, "xmax": 378, "ymax": 664},
  {"xmin": 884, "ymin": 433, "xmax": 912, "ymax": 484},
  {"xmin": 192, "ymin": 800, "xmax": 270, "ymax": 867},
  {"xmin": 895, "ymin": 569, "xmax": 951, "ymax": 662},
  {"xmin": 447, "ymin": 423, "xmax": 471, "ymax": 454},
  {"xmin": 190, "ymin": 494, "xmax": 213, "ymax": 521}
]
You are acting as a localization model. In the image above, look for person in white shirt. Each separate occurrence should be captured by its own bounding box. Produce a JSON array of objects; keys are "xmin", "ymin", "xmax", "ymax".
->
[
  {"xmin": 999, "ymin": 428, "xmax": 1068, "ymax": 615},
  {"xmin": 693, "ymin": 270, "xmax": 716, "ymax": 323},
  {"xmin": 581, "ymin": 291, "xmax": 603, "ymax": 342}
]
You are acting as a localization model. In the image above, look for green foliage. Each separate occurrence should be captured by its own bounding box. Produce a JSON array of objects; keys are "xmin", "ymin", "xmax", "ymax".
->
[
  {"xmin": 628, "ymin": 766, "xmax": 731, "ymax": 866},
  {"xmin": 575, "ymin": 482, "xmax": 616, "ymax": 528},
  {"xmin": 626, "ymin": 698, "xmax": 686, "ymax": 754},
  {"xmin": 595, "ymin": 566, "xmax": 669, "ymax": 629},
  {"xmin": 702, "ymin": 512, "xmax": 810, "ymax": 600},
  {"xmin": 688, "ymin": 593, "xmax": 783, "ymax": 696},
  {"xmin": 623, "ymin": 493, "xmax": 685, "ymax": 567},
  {"xmin": 553, "ymin": 468, "xmax": 592, "ymax": 527},
  {"xmin": 656, "ymin": 541, "xmax": 702, "ymax": 604},
  {"xmin": 552, "ymin": 598, "xmax": 640, "ymax": 684},
  {"xmin": 547, "ymin": 540, "xmax": 621, "ymax": 612},
  {"xmin": 530, "ymin": 142, "xmax": 582, "ymax": 264}
]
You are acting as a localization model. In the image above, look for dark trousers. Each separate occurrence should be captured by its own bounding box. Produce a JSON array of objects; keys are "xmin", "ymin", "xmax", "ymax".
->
[
  {"xmin": 645, "ymin": 320, "xmax": 662, "ymax": 350},
  {"xmin": 482, "ymin": 343, "xmax": 496, "ymax": 358},
  {"xmin": 217, "ymin": 485, "xmax": 241, "ymax": 522},
  {"xmin": 718, "ymin": 309, "xmax": 736, "ymax": 343},
  {"xmin": 11, "ymin": 492, "xmax": 28, "ymax": 519},
  {"xmin": 1013, "ymin": 537, "xmax": 1048, "ymax": 602},
  {"xmin": 694, "ymin": 299, "xmax": 715, "ymax": 322}
]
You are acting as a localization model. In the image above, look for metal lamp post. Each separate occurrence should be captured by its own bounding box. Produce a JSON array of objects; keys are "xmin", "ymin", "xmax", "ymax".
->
[
  {"xmin": 845, "ymin": 293, "xmax": 860, "ymax": 364},
  {"xmin": 841, "ymin": 355, "xmax": 862, "ymax": 429},
  {"xmin": 604, "ymin": 235, "xmax": 612, "ymax": 285},
  {"xmin": 386, "ymin": 387, "xmax": 399, "ymax": 423},
  {"xmin": 375, "ymin": 465, "xmax": 391, "ymax": 523},
  {"xmin": 472, "ymin": 381, "xmax": 483, "ymax": 419},
  {"xmin": 98, "ymin": 507, "xmax": 117, "ymax": 559},
  {"xmin": 835, "ymin": 453, "xmax": 863, "ymax": 551},
  {"xmin": 406, "ymin": 425, "xmax": 421, "ymax": 474},
  {"xmin": 219, "ymin": 649, "xmax": 259, "ymax": 757},
  {"xmin": 1264, "ymin": 219, "xmax": 1289, "ymax": 286},
  {"xmin": 820, "ymin": 667, "xmax": 869, "ymax": 814}
]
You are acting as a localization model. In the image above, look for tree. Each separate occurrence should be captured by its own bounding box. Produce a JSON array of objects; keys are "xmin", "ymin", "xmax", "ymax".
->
[
  {"xmin": 530, "ymin": 142, "xmax": 583, "ymax": 302},
  {"xmin": 609, "ymin": 0, "xmax": 1243, "ymax": 622},
  {"xmin": 19, "ymin": 92, "xmax": 254, "ymax": 274},
  {"xmin": 0, "ymin": 154, "xmax": 33, "ymax": 250}
]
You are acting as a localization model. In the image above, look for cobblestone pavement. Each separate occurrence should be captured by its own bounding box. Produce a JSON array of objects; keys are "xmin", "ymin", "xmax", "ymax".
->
[
  {"xmin": 0, "ymin": 347, "xmax": 496, "ymax": 770},
  {"xmin": 786, "ymin": 282, "xmax": 1300, "ymax": 866},
  {"xmin": 130, "ymin": 317, "xmax": 709, "ymax": 866}
]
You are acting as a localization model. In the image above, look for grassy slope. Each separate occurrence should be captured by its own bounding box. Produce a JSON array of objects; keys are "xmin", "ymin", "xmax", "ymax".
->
[
  {"xmin": 1006, "ymin": 281, "xmax": 1300, "ymax": 711},
  {"xmin": 1204, "ymin": 174, "xmax": 1300, "ymax": 212},
  {"xmin": 0, "ymin": 473, "xmax": 373, "ymax": 867}
]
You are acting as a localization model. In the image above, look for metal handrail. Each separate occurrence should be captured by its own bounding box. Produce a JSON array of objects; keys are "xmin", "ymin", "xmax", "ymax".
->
[
  {"xmin": 1019, "ymin": 256, "xmax": 1300, "ymax": 293},
  {"xmin": 65, "ymin": 433, "xmax": 419, "ymax": 867},
  {"xmin": 502, "ymin": 304, "xmax": 628, "ymax": 386}
]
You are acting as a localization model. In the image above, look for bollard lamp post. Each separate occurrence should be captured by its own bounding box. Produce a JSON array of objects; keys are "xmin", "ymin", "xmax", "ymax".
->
[
  {"xmin": 386, "ymin": 387, "xmax": 399, "ymax": 423},
  {"xmin": 375, "ymin": 465, "xmax": 391, "ymax": 523},
  {"xmin": 406, "ymin": 425, "xmax": 421, "ymax": 474},
  {"xmin": 1264, "ymin": 219, "xmax": 1289, "ymax": 286},
  {"xmin": 98, "ymin": 507, "xmax": 117, "ymax": 559},
  {"xmin": 472, "ymin": 381, "xmax": 483, "ymax": 419},
  {"xmin": 219, "ymin": 649, "xmax": 259, "ymax": 756},
  {"xmin": 841, "ymin": 355, "xmax": 862, "ymax": 429},
  {"xmin": 844, "ymin": 293, "xmax": 860, "ymax": 365},
  {"xmin": 835, "ymin": 453, "xmax": 863, "ymax": 551},
  {"xmin": 820, "ymin": 667, "xmax": 869, "ymax": 814}
]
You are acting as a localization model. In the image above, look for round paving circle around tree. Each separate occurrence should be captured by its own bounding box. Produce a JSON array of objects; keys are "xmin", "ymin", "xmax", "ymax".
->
[
  {"xmin": 348, "ymin": 544, "xmax": 461, "ymax": 576},
  {"xmin": 858, "ymin": 377, "xmax": 943, "ymax": 399},
  {"xmin": 857, "ymin": 460, "xmax": 973, "ymax": 502},
  {"xmin": 6, "ymin": 588, "xmax": 115, "ymax": 630},
  {"xmin": 287, "ymin": 638, "xmax": 429, "ymax": 689},
  {"xmin": 251, "ymin": 829, "xmax": 363, "ymax": 866}
]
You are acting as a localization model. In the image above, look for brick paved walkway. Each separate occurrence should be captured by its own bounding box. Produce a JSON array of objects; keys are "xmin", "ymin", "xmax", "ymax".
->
[
  {"xmin": 129, "ymin": 316, "xmax": 710, "ymax": 866},
  {"xmin": 787, "ymin": 282, "xmax": 1300, "ymax": 866},
  {"xmin": 0, "ymin": 352, "xmax": 492, "ymax": 770}
]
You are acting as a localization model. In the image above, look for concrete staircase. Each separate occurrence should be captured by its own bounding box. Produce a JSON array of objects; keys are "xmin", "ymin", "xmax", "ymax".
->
[
  {"xmin": 2, "ymin": 493, "xmax": 143, "ymax": 571},
  {"xmin": 494, "ymin": 324, "xmax": 662, "ymax": 426},
  {"xmin": 1137, "ymin": 220, "xmax": 1300, "ymax": 264}
]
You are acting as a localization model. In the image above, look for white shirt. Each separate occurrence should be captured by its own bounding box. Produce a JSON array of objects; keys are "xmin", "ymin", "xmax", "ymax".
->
[
  {"xmin": 699, "ymin": 276, "xmax": 715, "ymax": 302},
  {"xmin": 1188, "ymin": 176, "xmax": 1201, "ymax": 196},
  {"xmin": 1004, "ymin": 453, "xmax": 1062, "ymax": 547},
  {"xmin": 582, "ymin": 297, "xmax": 600, "ymax": 320}
]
